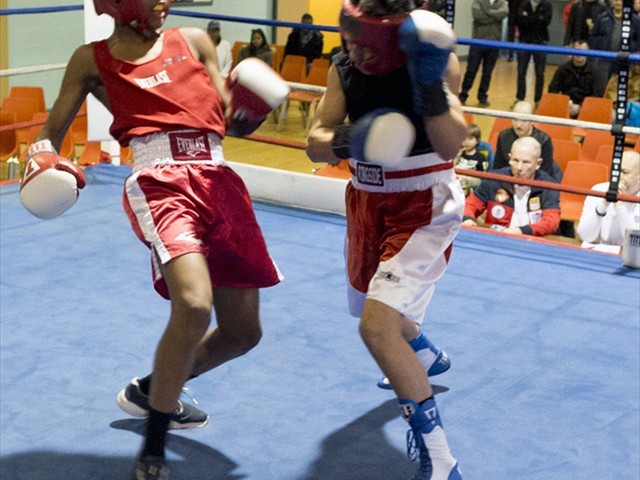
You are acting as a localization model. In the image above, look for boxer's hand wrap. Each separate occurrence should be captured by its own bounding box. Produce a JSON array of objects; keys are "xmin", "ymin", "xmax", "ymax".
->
[
  {"xmin": 399, "ymin": 10, "xmax": 456, "ymax": 117},
  {"xmin": 332, "ymin": 109, "xmax": 416, "ymax": 167},
  {"xmin": 226, "ymin": 58, "xmax": 290, "ymax": 137},
  {"xmin": 331, "ymin": 124, "xmax": 354, "ymax": 160}
]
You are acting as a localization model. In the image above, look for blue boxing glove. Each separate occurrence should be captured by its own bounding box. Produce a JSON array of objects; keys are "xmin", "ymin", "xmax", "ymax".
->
[
  {"xmin": 332, "ymin": 109, "xmax": 416, "ymax": 167},
  {"xmin": 398, "ymin": 10, "xmax": 456, "ymax": 117}
]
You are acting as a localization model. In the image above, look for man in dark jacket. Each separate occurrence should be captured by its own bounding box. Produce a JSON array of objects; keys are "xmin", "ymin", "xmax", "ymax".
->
[
  {"xmin": 493, "ymin": 101, "xmax": 562, "ymax": 181},
  {"xmin": 564, "ymin": 0, "xmax": 608, "ymax": 46},
  {"xmin": 514, "ymin": 0, "xmax": 553, "ymax": 105},
  {"xmin": 548, "ymin": 38, "xmax": 605, "ymax": 117},
  {"xmin": 590, "ymin": 0, "xmax": 640, "ymax": 80},
  {"xmin": 284, "ymin": 13, "xmax": 324, "ymax": 71}
]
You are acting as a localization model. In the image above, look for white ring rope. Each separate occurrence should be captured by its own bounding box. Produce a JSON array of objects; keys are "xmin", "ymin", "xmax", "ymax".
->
[
  {"xmin": 0, "ymin": 63, "xmax": 68, "ymax": 78},
  {"xmin": 463, "ymin": 106, "xmax": 640, "ymax": 136}
]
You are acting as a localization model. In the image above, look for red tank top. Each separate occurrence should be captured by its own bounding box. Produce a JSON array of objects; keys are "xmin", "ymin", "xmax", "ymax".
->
[{"xmin": 93, "ymin": 29, "xmax": 226, "ymax": 145}]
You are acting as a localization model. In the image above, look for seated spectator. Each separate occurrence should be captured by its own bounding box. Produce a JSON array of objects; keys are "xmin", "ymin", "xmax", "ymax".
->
[
  {"xmin": 493, "ymin": 101, "xmax": 562, "ymax": 182},
  {"xmin": 284, "ymin": 13, "xmax": 324, "ymax": 70},
  {"xmin": 563, "ymin": 0, "xmax": 607, "ymax": 46},
  {"xmin": 577, "ymin": 150, "xmax": 640, "ymax": 245},
  {"xmin": 237, "ymin": 29, "xmax": 273, "ymax": 68},
  {"xmin": 463, "ymin": 136, "xmax": 561, "ymax": 236},
  {"xmin": 455, "ymin": 123, "xmax": 488, "ymax": 195},
  {"xmin": 589, "ymin": 0, "xmax": 640, "ymax": 81},
  {"xmin": 548, "ymin": 38, "xmax": 605, "ymax": 117},
  {"xmin": 206, "ymin": 20, "xmax": 232, "ymax": 76}
]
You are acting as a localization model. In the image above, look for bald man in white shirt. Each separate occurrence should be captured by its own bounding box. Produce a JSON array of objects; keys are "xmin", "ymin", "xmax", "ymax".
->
[{"xmin": 577, "ymin": 151, "xmax": 640, "ymax": 246}]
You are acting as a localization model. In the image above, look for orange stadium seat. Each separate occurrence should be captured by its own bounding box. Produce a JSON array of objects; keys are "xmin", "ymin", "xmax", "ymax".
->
[
  {"xmin": 573, "ymin": 97, "xmax": 613, "ymax": 138},
  {"xmin": 0, "ymin": 112, "xmax": 21, "ymax": 178},
  {"xmin": 579, "ymin": 129, "xmax": 615, "ymax": 163},
  {"xmin": 560, "ymin": 161, "xmax": 610, "ymax": 222},
  {"xmin": 9, "ymin": 86, "xmax": 46, "ymax": 113},
  {"xmin": 536, "ymin": 93, "xmax": 570, "ymax": 119},
  {"xmin": 1, "ymin": 96, "xmax": 40, "ymax": 145},
  {"xmin": 536, "ymin": 122, "xmax": 573, "ymax": 141},
  {"xmin": 552, "ymin": 138, "xmax": 581, "ymax": 173}
]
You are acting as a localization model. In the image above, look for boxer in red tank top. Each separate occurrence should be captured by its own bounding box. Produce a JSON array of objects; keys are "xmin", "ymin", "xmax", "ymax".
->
[{"xmin": 21, "ymin": 1, "xmax": 288, "ymax": 478}]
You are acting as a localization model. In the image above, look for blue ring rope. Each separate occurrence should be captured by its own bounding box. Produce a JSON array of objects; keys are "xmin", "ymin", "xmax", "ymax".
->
[{"xmin": 1, "ymin": 5, "xmax": 638, "ymax": 64}]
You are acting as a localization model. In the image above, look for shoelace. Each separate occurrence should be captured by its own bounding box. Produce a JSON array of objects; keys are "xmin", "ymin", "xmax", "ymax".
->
[
  {"xmin": 180, "ymin": 386, "xmax": 200, "ymax": 406},
  {"xmin": 406, "ymin": 428, "xmax": 433, "ymax": 475},
  {"xmin": 407, "ymin": 429, "xmax": 419, "ymax": 462}
]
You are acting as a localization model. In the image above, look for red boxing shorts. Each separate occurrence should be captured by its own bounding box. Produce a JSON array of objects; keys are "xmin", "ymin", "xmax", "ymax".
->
[{"xmin": 123, "ymin": 163, "xmax": 282, "ymax": 299}]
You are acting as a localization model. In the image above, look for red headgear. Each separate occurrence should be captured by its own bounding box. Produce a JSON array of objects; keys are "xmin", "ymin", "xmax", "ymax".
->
[
  {"xmin": 339, "ymin": 0, "xmax": 422, "ymax": 76},
  {"xmin": 93, "ymin": 0, "xmax": 172, "ymax": 35}
]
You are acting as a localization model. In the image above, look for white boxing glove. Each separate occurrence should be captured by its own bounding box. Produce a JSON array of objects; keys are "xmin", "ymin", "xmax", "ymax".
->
[
  {"xmin": 20, "ymin": 140, "xmax": 86, "ymax": 220},
  {"xmin": 225, "ymin": 58, "xmax": 290, "ymax": 137},
  {"xmin": 332, "ymin": 109, "xmax": 416, "ymax": 167}
]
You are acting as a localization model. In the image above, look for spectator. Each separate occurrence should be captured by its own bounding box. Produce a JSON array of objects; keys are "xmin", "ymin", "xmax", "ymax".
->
[
  {"xmin": 604, "ymin": 63, "xmax": 640, "ymax": 128},
  {"xmin": 427, "ymin": 0, "xmax": 447, "ymax": 18},
  {"xmin": 493, "ymin": 101, "xmax": 562, "ymax": 181},
  {"xmin": 237, "ymin": 28, "xmax": 273, "ymax": 68},
  {"xmin": 206, "ymin": 20, "xmax": 232, "ymax": 76},
  {"xmin": 506, "ymin": 0, "xmax": 524, "ymax": 61},
  {"xmin": 635, "ymin": 0, "xmax": 640, "ymax": 13},
  {"xmin": 455, "ymin": 123, "xmax": 488, "ymax": 195},
  {"xmin": 564, "ymin": 0, "xmax": 608, "ymax": 46},
  {"xmin": 514, "ymin": 0, "xmax": 553, "ymax": 106},
  {"xmin": 577, "ymin": 150, "xmax": 640, "ymax": 245},
  {"xmin": 459, "ymin": 0, "xmax": 509, "ymax": 108},
  {"xmin": 548, "ymin": 38, "xmax": 605, "ymax": 117},
  {"xmin": 563, "ymin": 0, "xmax": 577, "ymax": 28},
  {"xmin": 463, "ymin": 136, "xmax": 561, "ymax": 236},
  {"xmin": 284, "ymin": 13, "xmax": 324, "ymax": 70},
  {"xmin": 590, "ymin": 0, "xmax": 640, "ymax": 80}
]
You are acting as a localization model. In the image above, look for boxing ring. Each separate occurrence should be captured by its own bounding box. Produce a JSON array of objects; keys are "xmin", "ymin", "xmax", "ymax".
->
[{"xmin": 1, "ymin": 3, "xmax": 640, "ymax": 480}]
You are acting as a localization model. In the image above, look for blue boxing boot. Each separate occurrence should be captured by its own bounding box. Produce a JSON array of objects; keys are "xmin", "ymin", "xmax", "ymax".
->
[
  {"xmin": 377, "ymin": 330, "xmax": 450, "ymax": 389},
  {"xmin": 399, "ymin": 398, "xmax": 462, "ymax": 480}
]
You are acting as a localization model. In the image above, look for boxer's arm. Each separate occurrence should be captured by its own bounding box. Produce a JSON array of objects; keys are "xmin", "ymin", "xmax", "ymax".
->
[
  {"xmin": 38, "ymin": 44, "xmax": 105, "ymax": 150},
  {"xmin": 181, "ymin": 27, "xmax": 231, "ymax": 110},
  {"xmin": 306, "ymin": 65, "xmax": 348, "ymax": 165},
  {"xmin": 399, "ymin": 11, "xmax": 467, "ymax": 161}
]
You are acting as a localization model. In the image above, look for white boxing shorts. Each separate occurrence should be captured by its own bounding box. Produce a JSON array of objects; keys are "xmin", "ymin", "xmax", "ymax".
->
[{"xmin": 345, "ymin": 175, "xmax": 464, "ymax": 324}]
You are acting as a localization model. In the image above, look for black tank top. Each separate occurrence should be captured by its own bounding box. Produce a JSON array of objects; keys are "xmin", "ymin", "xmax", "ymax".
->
[{"xmin": 333, "ymin": 51, "xmax": 433, "ymax": 155}]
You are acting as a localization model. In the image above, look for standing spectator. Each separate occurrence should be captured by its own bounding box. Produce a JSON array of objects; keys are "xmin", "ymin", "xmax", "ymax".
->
[
  {"xmin": 463, "ymin": 136, "xmax": 561, "ymax": 236},
  {"xmin": 459, "ymin": 0, "xmax": 509, "ymax": 107},
  {"xmin": 506, "ymin": 0, "xmax": 524, "ymax": 61},
  {"xmin": 284, "ymin": 13, "xmax": 324, "ymax": 70},
  {"xmin": 493, "ymin": 101, "xmax": 562, "ymax": 181},
  {"xmin": 577, "ymin": 151, "xmax": 640, "ymax": 245},
  {"xmin": 206, "ymin": 20, "xmax": 232, "ymax": 76},
  {"xmin": 590, "ymin": 0, "xmax": 640, "ymax": 81},
  {"xmin": 548, "ymin": 38, "xmax": 605, "ymax": 117},
  {"xmin": 427, "ymin": 0, "xmax": 447, "ymax": 18},
  {"xmin": 564, "ymin": 0, "xmax": 608, "ymax": 46},
  {"xmin": 514, "ymin": 0, "xmax": 553, "ymax": 106},
  {"xmin": 237, "ymin": 29, "xmax": 273, "ymax": 68}
]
